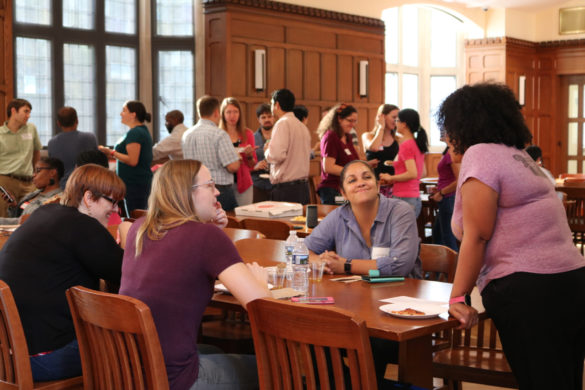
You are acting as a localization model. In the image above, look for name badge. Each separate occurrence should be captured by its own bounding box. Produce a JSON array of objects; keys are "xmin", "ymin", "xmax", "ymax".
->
[
  {"xmin": 21, "ymin": 133, "xmax": 32, "ymax": 140},
  {"xmin": 344, "ymin": 148, "xmax": 352, "ymax": 156},
  {"xmin": 371, "ymin": 246, "xmax": 390, "ymax": 259}
]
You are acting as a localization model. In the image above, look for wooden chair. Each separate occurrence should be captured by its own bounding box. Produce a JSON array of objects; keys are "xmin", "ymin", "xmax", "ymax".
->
[
  {"xmin": 240, "ymin": 218, "xmax": 293, "ymax": 240},
  {"xmin": 129, "ymin": 209, "xmax": 148, "ymax": 219},
  {"xmin": 419, "ymin": 243, "xmax": 458, "ymax": 283},
  {"xmin": 308, "ymin": 157, "xmax": 321, "ymax": 204},
  {"xmin": 558, "ymin": 185, "xmax": 585, "ymax": 254},
  {"xmin": 0, "ymin": 231, "xmax": 10, "ymax": 251},
  {"xmin": 418, "ymin": 197, "xmax": 438, "ymax": 243},
  {"xmin": 433, "ymin": 318, "xmax": 517, "ymax": 390},
  {"xmin": 247, "ymin": 297, "xmax": 378, "ymax": 390},
  {"xmin": 234, "ymin": 238, "xmax": 286, "ymax": 265},
  {"xmin": 0, "ymin": 280, "xmax": 83, "ymax": 390},
  {"xmin": 226, "ymin": 216, "xmax": 241, "ymax": 228},
  {"xmin": 66, "ymin": 286, "xmax": 169, "ymax": 390},
  {"xmin": 222, "ymin": 227, "xmax": 264, "ymax": 242}
]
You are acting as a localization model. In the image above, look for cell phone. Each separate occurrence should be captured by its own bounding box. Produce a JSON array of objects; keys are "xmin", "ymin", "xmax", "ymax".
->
[
  {"xmin": 291, "ymin": 296, "xmax": 335, "ymax": 304},
  {"xmin": 0, "ymin": 186, "xmax": 14, "ymax": 203},
  {"xmin": 360, "ymin": 276, "xmax": 405, "ymax": 283}
]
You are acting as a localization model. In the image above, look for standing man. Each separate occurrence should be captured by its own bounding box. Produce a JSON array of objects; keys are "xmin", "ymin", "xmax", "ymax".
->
[
  {"xmin": 152, "ymin": 109, "xmax": 188, "ymax": 163},
  {"xmin": 251, "ymin": 103, "xmax": 273, "ymax": 203},
  {"xmin": 182, "ymin": 96, "xmax": 240, "ymax": 211},
  {"xmin": 48, "ymin": 106, "xmax": 98, "ymax": 188},
  {"xmin": 0, "ymin": 99, "xmax": 42, "ymax": 217},
  {"xmin": 265, "ymin": 89, "xmax": 311, "ymax": 204}
]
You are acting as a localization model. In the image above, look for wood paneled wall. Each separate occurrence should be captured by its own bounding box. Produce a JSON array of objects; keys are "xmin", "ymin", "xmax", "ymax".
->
[
  {"xmin": 203, "ymin": 0, "xmax": 385, "ymax": 149},
  {"xmin": 464, "ymin": 37, "xmax": 585, "ymax": 176},
  {"xmin": 0, "ymin": 0, "xmax": 13, "ymax": 125}
]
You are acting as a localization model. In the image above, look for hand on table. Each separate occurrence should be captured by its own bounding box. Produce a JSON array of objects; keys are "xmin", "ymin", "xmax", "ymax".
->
[
  {"xmin": 319, "ymin": 250, "xmax": 345, "ymax": 274},
  {"xmin": 449, "ymin": 303, "xmax": 479, "ymax": 329}
]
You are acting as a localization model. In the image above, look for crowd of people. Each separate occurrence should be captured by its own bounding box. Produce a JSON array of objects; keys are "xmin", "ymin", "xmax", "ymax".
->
[{"xmin": 0, "ymin": 81, "xmax": 582, "ymax": 390}]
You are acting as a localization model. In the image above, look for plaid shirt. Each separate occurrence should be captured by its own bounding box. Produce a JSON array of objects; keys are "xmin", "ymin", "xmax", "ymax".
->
[{"xmin": 181, "ymin": 119, "xmax": 239, "ymax": 185}]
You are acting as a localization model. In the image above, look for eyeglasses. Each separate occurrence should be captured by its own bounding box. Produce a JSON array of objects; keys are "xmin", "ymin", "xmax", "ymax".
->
[
  {"xmin": 344, "ymin": 118, "xmax": 358, "ymax": 125},
  {"xmin": 96, "ymin": 193, "xmax": 120, "ymax": 208},
  {"xmin": 34, "ymin": 167, "xmax": 51, "ymax": 174},
  {"xmin": 192, "ymin": 179, "xmax": 216, "ymax": 191}
]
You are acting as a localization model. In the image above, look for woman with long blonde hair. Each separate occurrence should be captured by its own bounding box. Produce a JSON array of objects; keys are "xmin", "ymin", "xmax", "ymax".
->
[
  {"xmin": 119, "ymin": 159, "xmax": 268, "ymax": 390},
  {"xmin": 219, "ymin": 97, "xmax": 257, "ymax": 206}
]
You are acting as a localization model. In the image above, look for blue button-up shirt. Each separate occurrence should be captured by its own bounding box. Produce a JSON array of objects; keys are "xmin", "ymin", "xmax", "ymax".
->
[{"xmin": 304, "ymin": 196, "xmax": 422, "ymax": 278}]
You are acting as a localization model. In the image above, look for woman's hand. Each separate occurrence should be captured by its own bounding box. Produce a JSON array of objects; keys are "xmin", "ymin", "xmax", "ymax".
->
[
  {"xmin": 376, "ymin": 113, "xmax": 385, "ymax": 127},
  {"xmin": 367, "ymin": 158, "xmax": 379, "ymax": 168},
  {"xmin": 211, "ymin": 202, "xmax": 228, "ymax": 228},
  {"xmin": 431, "ymin": 191, "xmax": 444, "ymax": 202},
  {"xmin": 98, "ymin": 145, "xmax": 112, "ymax": 155},
  {"xmin": 253, "ymin": 160, "xmax": 268, "ymax": 171},
  {"xmin": 320, "ymin": 251, "xmax": 345, "ymax": 274},
  {"xmin": 449, "ymin": 303, "xmax": 479, "ymax": 329},
  {"xmin": 242, "ymin": 145, "xmax": 255, "ymax": 157},
  {"xmin": 246, "ymin": 262, "xmax": 268, "ymax": 287},
  {"xmin": 379, "ymin": 173, "xmax": 393, "ymax": 185}
]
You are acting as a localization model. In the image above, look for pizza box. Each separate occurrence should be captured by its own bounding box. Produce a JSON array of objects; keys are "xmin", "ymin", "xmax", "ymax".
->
[{"xmin": 235, "ymin": 201, "xmax": 303, "ymax": 218}]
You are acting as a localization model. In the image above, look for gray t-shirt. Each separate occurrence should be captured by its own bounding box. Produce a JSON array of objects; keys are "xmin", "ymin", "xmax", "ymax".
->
[{"xmin": 48, "ymin": 130, "xmax": 98, "ymax": 188}]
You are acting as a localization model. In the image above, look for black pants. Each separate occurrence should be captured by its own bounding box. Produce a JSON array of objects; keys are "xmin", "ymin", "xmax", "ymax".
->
[
  {"xmin": 271, "ymin": 180, "xmax": 309, "ymax": 205},
  {"xmin": 482, "ymin": 267, "xmax": 585, "ymax": 390},
  {"xmin": 124, "ymin": 182, "xmax": 151, "ymax": 212},
  {"xmin": 216, "ymin": 184, "xmax": 238, "ymax": 211}
]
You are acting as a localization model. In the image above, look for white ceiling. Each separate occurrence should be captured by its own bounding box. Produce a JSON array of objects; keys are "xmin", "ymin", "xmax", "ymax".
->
[{"xmin": 441, "ymin": 0, "xmax": 567, "ymax": 10}]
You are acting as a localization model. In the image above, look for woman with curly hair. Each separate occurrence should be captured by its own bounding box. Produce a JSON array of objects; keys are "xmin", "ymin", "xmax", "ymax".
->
[
  {"xmin": 439, "ymin": 82, "xmax": 585, "ymax": 390},
  {"xmin": 379, "ymin": 108, "xmax": 428, "ymax": 216},
  {"xmin": 316, "ymin": 104, "xmax": 361, "ymax": 204}
]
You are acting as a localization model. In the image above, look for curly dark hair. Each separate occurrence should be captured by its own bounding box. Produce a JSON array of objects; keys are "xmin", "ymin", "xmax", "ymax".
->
[{"xmin": 436, "ymin": 83, "xmax": 532, "ymax": 155}]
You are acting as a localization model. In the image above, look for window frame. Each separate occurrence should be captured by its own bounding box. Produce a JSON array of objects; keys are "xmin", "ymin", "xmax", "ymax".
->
[{"xmin": 13, "ymin": 0, "xmax": 140, "ymax": 145}]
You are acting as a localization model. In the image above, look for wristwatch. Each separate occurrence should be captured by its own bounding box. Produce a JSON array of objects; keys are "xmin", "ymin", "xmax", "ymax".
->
[
  {"xmin": 449, "ymin": 294, "xmax": 471, "ymax": 306},
  {"xmin": 344, "ymin": 258, "xmax": 353, "ymax": 275}
]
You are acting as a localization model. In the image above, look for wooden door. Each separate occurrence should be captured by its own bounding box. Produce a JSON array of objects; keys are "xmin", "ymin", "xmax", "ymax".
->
[{"xmin": 562, "ymin": 75, "xmax": 585, "ymax": 174}]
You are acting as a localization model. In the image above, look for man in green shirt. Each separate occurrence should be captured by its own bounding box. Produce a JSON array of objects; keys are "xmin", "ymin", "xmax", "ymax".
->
[{"xmin": 0, "ymin": 99, "xmax": 42, "ymax": 217}]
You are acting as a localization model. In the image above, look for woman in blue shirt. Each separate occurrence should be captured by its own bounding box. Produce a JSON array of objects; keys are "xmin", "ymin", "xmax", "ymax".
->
[{"xmin": 305, "ymin": 160, "xmax": 421, "ymax": 278}]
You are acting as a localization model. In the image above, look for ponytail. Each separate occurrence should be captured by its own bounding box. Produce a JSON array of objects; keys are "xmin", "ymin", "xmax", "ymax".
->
[{"xmin": 414, "ymin": 127, "xmax": 429, "ymax": 154}]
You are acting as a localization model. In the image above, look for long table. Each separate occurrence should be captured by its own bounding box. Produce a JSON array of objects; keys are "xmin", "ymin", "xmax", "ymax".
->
[{"xmin": 212, "ymin": 275, "xmax": 484, "ymax": 388}]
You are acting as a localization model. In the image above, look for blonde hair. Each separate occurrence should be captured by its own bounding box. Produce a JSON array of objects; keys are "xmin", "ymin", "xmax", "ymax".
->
[
  {"xmin": 62, "ymin": 164, "xmax": 126, "ymax": 208},
  {"xmin": 316, "ymin": 103, "xmax": 357, "ymax": 139},
  {"xmin": 218, "ymin": 97, "xmax": 244, "ymax": 139},
  {"xmin": 134, "ymin": 160, "xmax": 203, "ymax": 256}
]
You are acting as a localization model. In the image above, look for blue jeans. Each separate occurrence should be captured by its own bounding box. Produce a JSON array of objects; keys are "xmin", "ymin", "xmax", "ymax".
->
[
  {"xmin": 317, "ymin": 187, "xmax": 340, "ymax": 205},
  {"xmin": 30, "ymin": 339, "xmax": 82, "ymax": 381},
  {"xmin": 394, "ymin": 196, "xmax": 422, "ymax": 218},
  {"xmin": 190, "ymin": 345, "xmax": 258, "ymax": 390},
  {"xmin": 432, "ymin": 195, "xmax": 458, "ymax": 251}
]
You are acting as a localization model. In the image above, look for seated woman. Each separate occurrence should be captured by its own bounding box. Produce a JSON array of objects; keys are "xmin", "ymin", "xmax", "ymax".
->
[
  {"xmin": 305, "ymin": 160, "xmax": 421, "ymax": 278},
  {"xmin": 0, "ymin": 164, "xmax": 125, "ymax": 381},
  {"xmin": 438, "ymin": 83, "xmax": 585, "ymax": 389},
  {"xmin": 0, "ymin": 157, "xmax": 64, "ymax": 224},
  {"xmin": 119, "ymin": 160, "xmax": 270, "ymax": 390}
]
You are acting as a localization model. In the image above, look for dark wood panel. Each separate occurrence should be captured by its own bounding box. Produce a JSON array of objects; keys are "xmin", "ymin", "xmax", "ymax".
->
[
  {"xmin": 230, "ymin": 42, "xmax": 247, "ymax": 96},
  {"xmin": 286, "ymin": 26, "xmax": 336, "ymax": 49},
  {"xmin": 320, "ymin": 53, "xmax": 337, "ymax": 101},
  {"xmin": 267, "ymin": 47, "xmax": 285, "ymax": 94},
  {"xmin": 338, "ymin": 34, "xmax": 383, "ymax": 54},
  {"xmin": 0, "ymin": 1, "xmax": 12, "ymax": 123},
  {"xmin": 246, "ymin": 102, "xmax": 266, "ymax": 133},
  {"xmin": 208, "ymin": 15, "xmax": 226, "ymax": 41},
  {"xmin": 368, "ymin": 57, "xmax": 383, "ymax": 103},
  {"xmin": 286, "ymin": 49, "xmax": 303, "ymax": 98},
  {"xmin": 337, "ymin": 55, "xmax": 353, "ymax": 102},
  {"xmin": 208, "ymin": 42, "xmax": 226, "ymax": 97},
  {"xmin": 231, "ymin": 18, "xmax": 285, "ymax": 42},
  {"xmin": 303, "ymin": 51, "xmax": 320, "ymax": 101}
]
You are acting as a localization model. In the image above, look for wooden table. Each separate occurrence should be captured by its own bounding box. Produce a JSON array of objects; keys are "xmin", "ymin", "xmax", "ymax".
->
[{"xmin": 213, "ymin": 275, "xmax": 484, "ymax": 388}]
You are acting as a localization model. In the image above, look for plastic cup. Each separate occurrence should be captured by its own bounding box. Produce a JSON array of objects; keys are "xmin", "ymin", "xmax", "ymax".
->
[
  {"xmin": 267, "ymin": 266, "xmax": 285, "ymax": 289},
  {"xmin": 310, "ymin": 261, "xmax": 325, "ymax": 282}
]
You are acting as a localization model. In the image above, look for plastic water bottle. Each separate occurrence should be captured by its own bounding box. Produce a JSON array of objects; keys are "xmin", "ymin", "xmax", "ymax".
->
[
  {"xmin": 292, "ymin": 238, "xmax": 309, "ymax": 265},
  {"xmin": 291, "ymin": 238, "xmax": 309, "ymax": 294},
  {"xmin": 284, "ymin": 231, "xmax": 298, "ymax": 279}
]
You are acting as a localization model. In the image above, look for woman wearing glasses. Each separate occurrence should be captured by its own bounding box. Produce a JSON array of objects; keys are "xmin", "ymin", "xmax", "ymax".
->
[
  {"xmin": 316, "ymin": 104, "xmax": 361, "ymax": 204},
  {"xmin": 0, "ymin": 164, "xmax": 125, "ymax": 381},
  {"xmin": 119, "ymin": 160, "xmax": 269, "ymax": 390},
  {"xmin": 0, "ymin": 157, "xmax": 64, "ymax": 224}
]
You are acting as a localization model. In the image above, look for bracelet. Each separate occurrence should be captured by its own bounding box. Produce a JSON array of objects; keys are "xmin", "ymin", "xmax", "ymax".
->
[{"xmin": 110, "ymin": 150, "xmax": 116, "ymax": 157}]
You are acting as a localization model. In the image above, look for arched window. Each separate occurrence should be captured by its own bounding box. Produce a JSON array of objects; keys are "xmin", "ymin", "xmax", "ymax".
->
[{"xmin": 382, "ymin": 5, "xmax": 465, "ymax": 149}]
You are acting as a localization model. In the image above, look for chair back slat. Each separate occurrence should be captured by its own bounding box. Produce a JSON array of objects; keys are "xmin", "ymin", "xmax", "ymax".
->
[
  {"xmin": 247, "ymin": 298, "xmax": 377, "ymax": 390},
  {"xmin": 241, "ymin": 218, "xmax": 293, "ymax": 240},
  {"xmin": 66, "ymin": 286, "xmax": 169, "ymax": 390},
  {"xmin": 234, "ymin": 238, "xmax": 286, "ymax": 266},
  {"xmin": 419, "ymin": 243, "xmax": 458, "ymax": 283},
  {"xmin": 222, "ymin": 227, "xmax": 264, "ymax": 242}
]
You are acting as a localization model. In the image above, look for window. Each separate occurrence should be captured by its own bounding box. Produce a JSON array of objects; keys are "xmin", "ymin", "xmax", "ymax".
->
[
  {"xmin": 152, "ymin": 0, "xmax": 195, "ymax": 141},
  {"xmin": 382, "ymin": 6, "xmax": 464, "ymax": 149},
  {"xmin": 14, "ymin": 0, "xmax": 139, "ymax": 145}
]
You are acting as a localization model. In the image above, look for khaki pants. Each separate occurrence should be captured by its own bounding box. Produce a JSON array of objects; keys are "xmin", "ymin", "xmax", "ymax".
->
[{"xmin": 0, "ymin": 175, "xmax": 35, "ymax": 217}]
